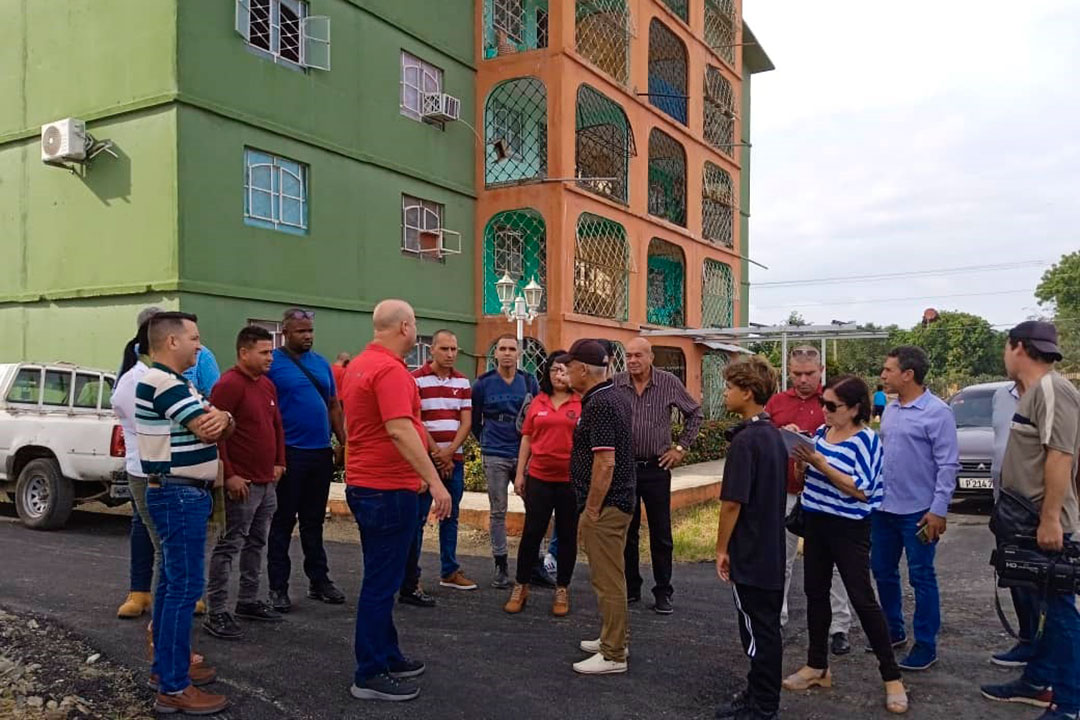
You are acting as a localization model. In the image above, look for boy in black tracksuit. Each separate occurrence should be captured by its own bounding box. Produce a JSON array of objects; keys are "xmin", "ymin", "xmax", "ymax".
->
[{"xmin": 714, "ymin": 356, "xmax": 788, "ymax": 720}]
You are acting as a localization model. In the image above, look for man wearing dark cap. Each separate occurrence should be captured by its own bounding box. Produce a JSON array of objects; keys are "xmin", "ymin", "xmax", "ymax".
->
[
  {"xmin": 981, "ymin": 321, "xmax": 1080, "ymax": 718},
  {"xmin": 559, "ymin": 340, "xmax": 636, "ymax": 675}
]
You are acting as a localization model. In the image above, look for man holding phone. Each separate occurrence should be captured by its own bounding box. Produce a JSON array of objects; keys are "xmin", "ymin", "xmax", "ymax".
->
[{"xmin": 874, "ymin": 345, "xmax": 959, "ymax": 672}]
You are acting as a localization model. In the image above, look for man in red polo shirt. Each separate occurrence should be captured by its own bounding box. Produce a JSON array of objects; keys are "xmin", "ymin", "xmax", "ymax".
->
[
  {"xmin": 342, "ymin": 299, "xmax": 450, "ymax": 704},
  {"xmin": 764, "ymin": 345, "xmax": 852, "ymax": 655},
  {"xmin": 205, "ymin": 325, "xmax": 287, "ymax": 641}
]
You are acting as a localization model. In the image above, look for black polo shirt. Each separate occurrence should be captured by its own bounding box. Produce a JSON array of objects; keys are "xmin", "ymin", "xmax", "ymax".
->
[
  {"xmin": 720, "ymin": 412, "xmax": 787, "ymax": 590},
  {"xmin": 571, "ymin": 379, "xmax": 636, "ymax": 514}
]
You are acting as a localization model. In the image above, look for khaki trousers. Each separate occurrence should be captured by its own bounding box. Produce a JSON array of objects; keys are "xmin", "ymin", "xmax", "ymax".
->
[{"xmin": 580, "ymin": 505, "xmax": 632, "ymax": 662}]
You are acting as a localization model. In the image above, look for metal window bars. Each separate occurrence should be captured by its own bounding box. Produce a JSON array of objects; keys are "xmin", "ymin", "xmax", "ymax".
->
[
  {"xmin": 575, "ymin": 85, "xmax": 636, "ymax": 204},
  {"xmin": 702, "ymin": 258, "xmax": 735, "ymax": 327},
  {"xmin": 402, "ymin": 195, "xmax": 445, "ymax": 263},
  {"xmin": 701, "ymin": 351, "xmax": 730, "ymax": 419},
  {"xmin": 647, "ymin": 238, "xmax": 686, "ymax": 327},
  {"xmin": 653, "ymin": 346, "xmax": 686, "ymax": 385},
  {"xmin": 647, "ymin": 19, "xmax": 689, "ymax": 125},
  {"xmin": 704, "ymin": 65, "xmax": 736, "ymax": 154},
  {"xmin": 702, "ymin": 162, "xmax": 735, "ymax": 248},
  {"xmin": 610, "ymin": 341, "xmax": 627, "ymax": 373},
  {"xmin": 647, "ymin": 129, "xmax": 687, "ymax": 226},
  {"xmin": 485, "ymin": 77, "xmax": 547, "ymax": 187},
  {"xmin": 660, "ymin": 0, "xmax": 689, "ymax": 23},
  {"xmin": 574, "ymin": 212, "xmax": 630, "ymax": 321},
  {"xmin": 704, "ymin": 0, "xmax": 737, "ymax": 66},
  {"xmin": 486, "ymin": 336, "xmax": 548, "ymax": 381},
  {"xmin": 484, "ymin": 0, "xmax": 549, "ymax": 58},
  {"xmin": 575, "ymin": 0, "xmax": 633, "ymax": 85},
  {"xmin": 483, "ymin": 209, "xmax": 548, "ymax": 315}
]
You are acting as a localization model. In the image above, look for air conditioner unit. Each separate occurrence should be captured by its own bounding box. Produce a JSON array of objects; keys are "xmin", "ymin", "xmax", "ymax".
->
[
  {"xmin": 422, "ymin": 93, "xmax": 461, "ymax": 122},
  {"xmin": 41, "ymin": 118, "xmax": 87, "ymax": 163}
]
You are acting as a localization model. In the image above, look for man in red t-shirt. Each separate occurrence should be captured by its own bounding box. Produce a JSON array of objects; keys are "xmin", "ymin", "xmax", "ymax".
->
[
  {"xmin": 340, "ymin": 299, "xmax": 450, "ymax": 704},
  {"xmin": 763, "ymin": 345, "xmax": 852, "ymax": 654},
  {"xmin": 331, "ymin": 352, "xmax": 351, "ymax": 392}
]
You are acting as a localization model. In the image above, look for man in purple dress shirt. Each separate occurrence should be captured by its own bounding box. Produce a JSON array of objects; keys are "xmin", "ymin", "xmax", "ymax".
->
[{"xmin": 874, "ymin": 345, "xmax": 960, "ymax": 672}]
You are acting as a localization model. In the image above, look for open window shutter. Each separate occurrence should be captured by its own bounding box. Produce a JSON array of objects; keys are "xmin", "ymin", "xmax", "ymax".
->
[
  {"xmin": 301, "ymin": 16, "xmax": 331, "ymax": 70},
  {"xmin": 235, "ymin": 0, "xmax": 251, "ymax": 40}
]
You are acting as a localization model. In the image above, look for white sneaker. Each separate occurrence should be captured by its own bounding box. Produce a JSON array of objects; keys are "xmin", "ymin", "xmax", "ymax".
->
[
  {"xmin": 579, "ymin": 639, "xmax": 629, "ymax": 658},
  {"xmin": 573, "ymin": 652, "xmax": 627, "ymax": 675},
  {"xmin": 544, "ymin": 553, "xmax": 557, "ymax": 576}
]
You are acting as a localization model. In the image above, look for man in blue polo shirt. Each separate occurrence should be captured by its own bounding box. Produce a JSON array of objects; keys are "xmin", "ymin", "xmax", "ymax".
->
[{"xmin": 266, "ymin": 308, "xmax": 347, "ymax": 612}]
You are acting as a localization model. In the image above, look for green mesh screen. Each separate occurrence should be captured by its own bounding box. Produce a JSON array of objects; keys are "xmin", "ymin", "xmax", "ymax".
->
[
  {"xmin": 702, "ymin": 162, "xmax": 735, "ymax": 248},
  {"xmin": 660, "ymin": 0, "xmax": 688, "ymax": 22},
  {"xmin": 704, "ymin": 65, "xmax": 736, "ymax": 154},
  {"xmin": 647, "ymin": 238, "xmax": 686, "ymax": 327},
  {"xmin": 483, "ymin": 0, "xmax": 549, "ymax": 59},
  {"xmin": 575, "ymin": 0, "xmax": 632, "ymax": 85},
  {"xmin": 648, "ymin": 18, "xmax": 689, "ymax": 125},
  {"xmin": 574, "ymin": 212, "xmax": 630, "ymax": 320},
  {"xmin": 576, "ymin": 85, "xmax": 636, "ymax": 204},
  {"xmin": 702, "ymin": 351, "xmax": 730, "ymax": 419},
  {"xmin": 486, "ymin": 336, "xmax": 548, "ymax": 380},
  {"xmin": 702, "ymin": 258, "xmax": 735, "ymax": 327},
  {"xmin": 704, "ymin": 0, "xmax": 737, "ymax": 66},
  {"xmin": 483, "ymin": 209, "xmax": 548, "ymax": 315},
  {"xmin": 647, "ymin": 129, "xmax": 687, "ymax": 226},
  {"xmin": 653, "ymin": 346, "xmax": 686, "ymax": 385},
  {"xmin": 485, "ymin": 77, "xmax": 548, "ymax": 187}
]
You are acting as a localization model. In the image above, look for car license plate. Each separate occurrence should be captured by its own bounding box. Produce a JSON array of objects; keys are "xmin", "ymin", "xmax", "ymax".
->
[{"xmin": 959, "ymin": 477, "xmax": 993, "ymax": 490}]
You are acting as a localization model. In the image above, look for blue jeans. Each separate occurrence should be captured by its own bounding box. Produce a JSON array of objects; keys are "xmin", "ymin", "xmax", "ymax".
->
[
  {"xmin": 1012, "ymin": 585, "xmax": 1041, "ymax": 646},
  {"xmin": 146, "ymin": 484, "xmax": 211, "ymax": 694},
  {"xmin": 870, "ymin": 510, "xmax": 940, "ymax": 652},
  {"xmin": 1024, "ymin": 591, "xmax": 1080, "ymax": 713},
  {"xmin": 439, "ymin": 461, "xmax": 465, "ymax": 578},
  {"xmin": 348, "ymin": 486, "xmax": 417, "ymax": 683},
  {"xmin": 548, "ymin": 527, "xmax": 560, "ymax": 560},
  {"xmin": 401, "ymin": 492, "xmax": 435, "ymax": 593},
  {"xmin": 130, "ymin": 505, "xmax": 155, "ymax": 592}
]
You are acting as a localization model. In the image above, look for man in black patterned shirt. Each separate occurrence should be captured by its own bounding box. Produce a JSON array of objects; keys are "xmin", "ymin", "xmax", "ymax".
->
[{"xmin": 614, "ymin": 337, "xmax": 703, "ymax": 614}]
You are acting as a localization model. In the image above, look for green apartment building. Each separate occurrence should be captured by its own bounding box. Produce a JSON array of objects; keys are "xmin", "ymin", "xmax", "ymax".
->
[{"xmin": 0, "ymin": 0, "xmax": 478, "ymax": 369}]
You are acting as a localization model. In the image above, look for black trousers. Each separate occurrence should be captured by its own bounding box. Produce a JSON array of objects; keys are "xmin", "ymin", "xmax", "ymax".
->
[
  {"xmin": 267, "ymin": 447, "xmax": 334, "ymax": 592},
  {"xmin": 624, "ymin": 464, "xmax": 673, "ymax": 600},
  {"xmin": 733, "ymin": 583, "xmax": 783, "ymax": 714},
  {"xmin": 803, "ymin": 510, "xmax": 901, "ymax": 681},
  {"xmin": 515, "ymin": 477, "xmax": 578, "ymax": 587}
]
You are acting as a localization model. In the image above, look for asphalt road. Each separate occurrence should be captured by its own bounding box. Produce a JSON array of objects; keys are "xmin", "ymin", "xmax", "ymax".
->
[{"xmin": 0, "ymin": 497, "xmax": 1041, "ymax": 720}]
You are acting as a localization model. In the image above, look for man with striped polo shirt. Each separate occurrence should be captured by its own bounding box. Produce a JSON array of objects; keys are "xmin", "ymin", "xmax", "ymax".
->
[
  {"xmin": 399, "ymin": 330, "xmax": 477, "ymax": 606},
  {"xmin": 137, "ymin": 312, "xmax": 234, "ymax": 715}
]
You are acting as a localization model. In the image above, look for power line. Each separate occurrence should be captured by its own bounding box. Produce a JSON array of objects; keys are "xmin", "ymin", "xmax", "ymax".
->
[
  {"xmin": 752, "ymin": 288, "xmax": 1032, "ymax": 310},
  {"xmin": 751, "ymin": 259, "xmax": 1052, "ymax": 289}
]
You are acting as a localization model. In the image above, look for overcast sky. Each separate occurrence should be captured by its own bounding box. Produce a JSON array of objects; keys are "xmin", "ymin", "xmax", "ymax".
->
[{"xmin": 742, "ymin": 0, "xmax": 1080, "ymax": 330}]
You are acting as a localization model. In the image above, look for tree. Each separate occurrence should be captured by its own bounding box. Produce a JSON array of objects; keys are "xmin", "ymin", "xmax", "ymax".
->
[
  {"xmin": 892, "ymin": 310, "xmax": 1005, "ymax": 380},
  {"xmin": 786, "ymin": 310, "xmax": 809, "ymax": 327},
  {"xmin": 1035, "ymin": 251, "xmax": 1080, "ymax": 372}
]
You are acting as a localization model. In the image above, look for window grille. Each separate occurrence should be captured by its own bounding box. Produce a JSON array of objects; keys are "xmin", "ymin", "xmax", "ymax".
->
[
  {"xmin": 486, "ymin": 337, "xmax": 548, "ymax": 381},
  {"xmin": 485, "ymin": 78, "xmax": 547, "ymax": 186},
  {"xmin": 647, "ymin": 19, "xmax": 688, "ymax": 125},
  {"xmin": 574, "ymin": 213, "xmax": 630, "ymax": 321},
  {"xmin": 646, "ymin": 238, "xmax": 686, "ymax": 327},
  {"xmin": 609, "ymin": 341, "xmax": 627, "ymax": 374},
  {"xmin": 702, "ymin": 259, "xmax": 735, "ymax": 327},
  {"xmin": 704, "ymin": 0, "xmax": 737, "ymax": 66},
  {"xmin": 400, "ymin": 52, "xmax": 444, "ymax": 122},
  {"xmin": 483, "ymin": 209, "xmax": 547, "ymax": 314},
  {"xmin": 702, "ymin": 351, "xmax": 730, "ymax": 419},
  {"xmin": 235, "ymin": 0, "xmax": 330, "ymax": 70},
  {"xmin": 484, "ymin": 0, "xmax": 549, "ymax": 58},
  {"xmin": 575, "ymin": 85, "xmax": 636, "ymax": 204},
  {"xmin": 653, "ymin": 346, "xmax": 686, "ymax": 385},
  {"xmin": 702, "ymin": 162, "xmax": 735, "ymax": 248},
  {"xmin": 247, "ymin": 319, "xmax": 286, "ymax": 348},
  {"xmin": 244, "ymin": 148, "xmax": 308, "ymax": 233},
  {"xmin": 575, "ymin": 0, "xmax": 633, "ymax": 85},
  {"xmin": 704, "ymin": 66, "xmax": 736, "ymax": 153},
  {"xmin": 402, "ymin": 194, "xmax": 445, "ymax": 262},
  {"xmin": 406, "ymin": 335, "xmax": 434, "ymax": 372},
  {"xmin": 647, "ymin": 129, "xmax": 687, "ymax": 226},
  {"xmin": 660, "ymin": 0, "xmax": 689, "ymax": 22}
]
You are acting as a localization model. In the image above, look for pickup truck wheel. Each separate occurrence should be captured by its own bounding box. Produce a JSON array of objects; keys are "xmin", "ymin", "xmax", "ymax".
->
[{"xmin": 15, "ymin": 458, "xmax": 74, "ymax": 530}]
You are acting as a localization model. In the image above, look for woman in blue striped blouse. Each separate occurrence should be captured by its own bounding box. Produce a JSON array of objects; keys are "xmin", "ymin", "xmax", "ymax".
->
[{"xmin": 782, "ymin": 375, "xmax": 908, "ymax": 714}]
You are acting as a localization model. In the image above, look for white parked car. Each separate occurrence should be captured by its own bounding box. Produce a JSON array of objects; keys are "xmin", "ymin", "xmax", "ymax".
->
[{"xmin": 0, "ymin": 362, "xmax": 127, "ymax": 529}]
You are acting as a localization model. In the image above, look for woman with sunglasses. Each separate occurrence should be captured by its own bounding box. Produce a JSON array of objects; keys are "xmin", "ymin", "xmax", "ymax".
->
[{"xmin": 784, "ymin": 375, "xmax": 908, "ymax": 714}]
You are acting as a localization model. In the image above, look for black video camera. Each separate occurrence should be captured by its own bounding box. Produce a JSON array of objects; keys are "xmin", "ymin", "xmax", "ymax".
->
[{"xmin": 991, "ymin": 537, "xmax": 1080, "ymax": 594}]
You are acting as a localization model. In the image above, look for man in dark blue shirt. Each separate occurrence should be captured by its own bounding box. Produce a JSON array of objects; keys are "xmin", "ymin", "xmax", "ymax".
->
[
  {"xmin": 472, "ymin": 334, "xmax": 540, "ymax": 588},
  {"xmin": 266, "ymin": 308, "xmax": 347, "ymax": 612}
]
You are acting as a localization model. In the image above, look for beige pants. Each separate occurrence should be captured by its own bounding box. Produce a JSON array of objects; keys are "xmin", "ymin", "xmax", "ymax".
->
[{"xmin": 580, "ymin": 506, "xmax": 632, "ymax": 662}]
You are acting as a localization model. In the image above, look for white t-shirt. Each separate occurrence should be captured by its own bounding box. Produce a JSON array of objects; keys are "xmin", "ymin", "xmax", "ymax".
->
[{"xmin": 112, "ymin": 360, "xmax": 150, "ymax": 478}]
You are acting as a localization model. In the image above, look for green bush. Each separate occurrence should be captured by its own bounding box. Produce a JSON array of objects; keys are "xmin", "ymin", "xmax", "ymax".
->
[{"xmin": 463, "ymin": 436, "xmax": 487, "ymax": 492}]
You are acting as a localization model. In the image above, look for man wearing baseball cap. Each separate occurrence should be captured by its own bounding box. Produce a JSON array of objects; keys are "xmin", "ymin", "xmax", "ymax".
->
[{"xmin": 557, "ymin": 339, "xmax": 636, "ymax": 675}]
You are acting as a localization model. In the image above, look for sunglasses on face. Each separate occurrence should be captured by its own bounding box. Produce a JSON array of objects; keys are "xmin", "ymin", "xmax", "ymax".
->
[{"xmin": 821, "ymin": 400, "xmax": 846, "ymax": 412}]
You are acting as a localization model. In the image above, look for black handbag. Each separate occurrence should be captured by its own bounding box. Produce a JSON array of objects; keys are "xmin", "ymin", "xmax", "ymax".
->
[{"xmin": 785, "ymin": 495, "xmax": 806, "ymax": 537}]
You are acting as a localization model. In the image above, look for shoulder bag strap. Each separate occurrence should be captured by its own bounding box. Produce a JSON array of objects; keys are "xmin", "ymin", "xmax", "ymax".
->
[{"xmin": 281, "ymin": 349, "xmax": 330, "ymax": 408}]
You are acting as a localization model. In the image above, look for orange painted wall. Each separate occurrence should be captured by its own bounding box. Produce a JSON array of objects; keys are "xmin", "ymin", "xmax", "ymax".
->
[{"xmin": 473, "ymin": 0, "xmax": 745, "ymax": 398}]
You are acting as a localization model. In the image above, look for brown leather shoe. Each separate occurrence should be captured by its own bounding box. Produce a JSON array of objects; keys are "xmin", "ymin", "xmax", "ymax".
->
[
  {"xmin": 503, "ymin": 583, "xmax": 529, "ymax": 614},
  {"xmin": 154, "ymin": 685, "xmax": 228, "ymax": 715},
  {"xmin": 552, "ymin": 586, "xmax": 570, "ymax": 617},
  {"xmin": 148, "ymin": 663, "xmax": 218, "ymax": 691}
]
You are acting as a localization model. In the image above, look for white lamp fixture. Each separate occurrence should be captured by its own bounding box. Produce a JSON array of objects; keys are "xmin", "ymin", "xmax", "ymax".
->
[{"xmin": 493, "ymin": 274, "xmax": 544, "ymax": 369}]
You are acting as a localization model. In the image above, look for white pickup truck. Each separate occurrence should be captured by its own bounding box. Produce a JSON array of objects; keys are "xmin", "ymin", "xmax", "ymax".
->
[{"xmin": 0, "ymin": 362, "xmax": 128, "ymax": 529}]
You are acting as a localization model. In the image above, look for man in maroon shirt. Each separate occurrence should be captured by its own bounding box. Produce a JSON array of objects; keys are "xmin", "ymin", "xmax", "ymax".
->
[
  {"xmin": 763, "ymin": 345, "xmax": 852, "ymax": 655},
  {"xmin": 204, "ymin": 326, "xmax": 287, "ymax": 640}
]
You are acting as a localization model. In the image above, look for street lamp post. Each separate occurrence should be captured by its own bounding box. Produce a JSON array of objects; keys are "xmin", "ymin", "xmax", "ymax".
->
[{"xmin": 495, "ymin": 273, "xmax": 543, "ymax": 369}]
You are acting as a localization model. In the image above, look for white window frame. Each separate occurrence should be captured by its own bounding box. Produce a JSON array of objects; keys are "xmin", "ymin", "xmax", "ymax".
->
[
  {"xmin": 235, "ymin": 0, "xmax": 331, "ymax": 71},
  {"xmin": 247, "ymin": 320, "xmax": 286, "ymax": 348},
  {"xmin": 405, "ymin": 335, "xmax": 434, "ymax": 372},
  {"xmin": 244, "ymin": 148, "xmax": 309, "ymax": 233},
  {"xmin": 401, "ymin": 194, "xmax": 445, "ymax": 261},
  {"xmin": 400, "ymin": 51, "xmax": 444, "ymax": 122}
]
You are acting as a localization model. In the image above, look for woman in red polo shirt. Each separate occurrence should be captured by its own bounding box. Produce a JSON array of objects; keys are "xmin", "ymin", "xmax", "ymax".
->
[{"xmin": 504, "ymin": 353, "xmax": 581, "ymax": 617}]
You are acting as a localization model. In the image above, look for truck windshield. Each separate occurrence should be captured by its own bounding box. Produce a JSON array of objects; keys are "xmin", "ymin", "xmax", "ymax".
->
[{"xmin": 950, "ymin": 388, "xmax": 996, "ymax": 428}]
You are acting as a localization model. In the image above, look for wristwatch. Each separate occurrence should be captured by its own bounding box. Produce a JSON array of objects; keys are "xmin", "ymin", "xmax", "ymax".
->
[{"xmin": 675, "ymin": 444, "xmax": 685, "ymax": 453}]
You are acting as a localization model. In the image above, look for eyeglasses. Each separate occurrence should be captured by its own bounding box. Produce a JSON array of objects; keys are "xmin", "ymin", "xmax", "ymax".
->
[
  {"xmin": 285, "ymin": 309, "xmax": 315, "ymax": 320},
  {"xmin": 821, "ymin": 400, "xmax": 846, "ymax": 412}
]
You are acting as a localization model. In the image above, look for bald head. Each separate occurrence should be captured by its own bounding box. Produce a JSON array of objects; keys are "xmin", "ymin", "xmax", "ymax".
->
[
  {"xmin": 625, "ymin": 336, "xmax": 654, "ymax": 378},
  {"xmin": 372, "ymin": 299, "xmax": 418, "ymax": 357},
  {"xmin": 373, "ymin": 299, "xmax": 413, "ymax": 331}
]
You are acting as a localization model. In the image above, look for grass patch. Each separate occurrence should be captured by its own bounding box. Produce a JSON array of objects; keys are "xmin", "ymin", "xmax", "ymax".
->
[{"xmin": 639, "ymin": 500, "xmax": 721, "ymax": 564}]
